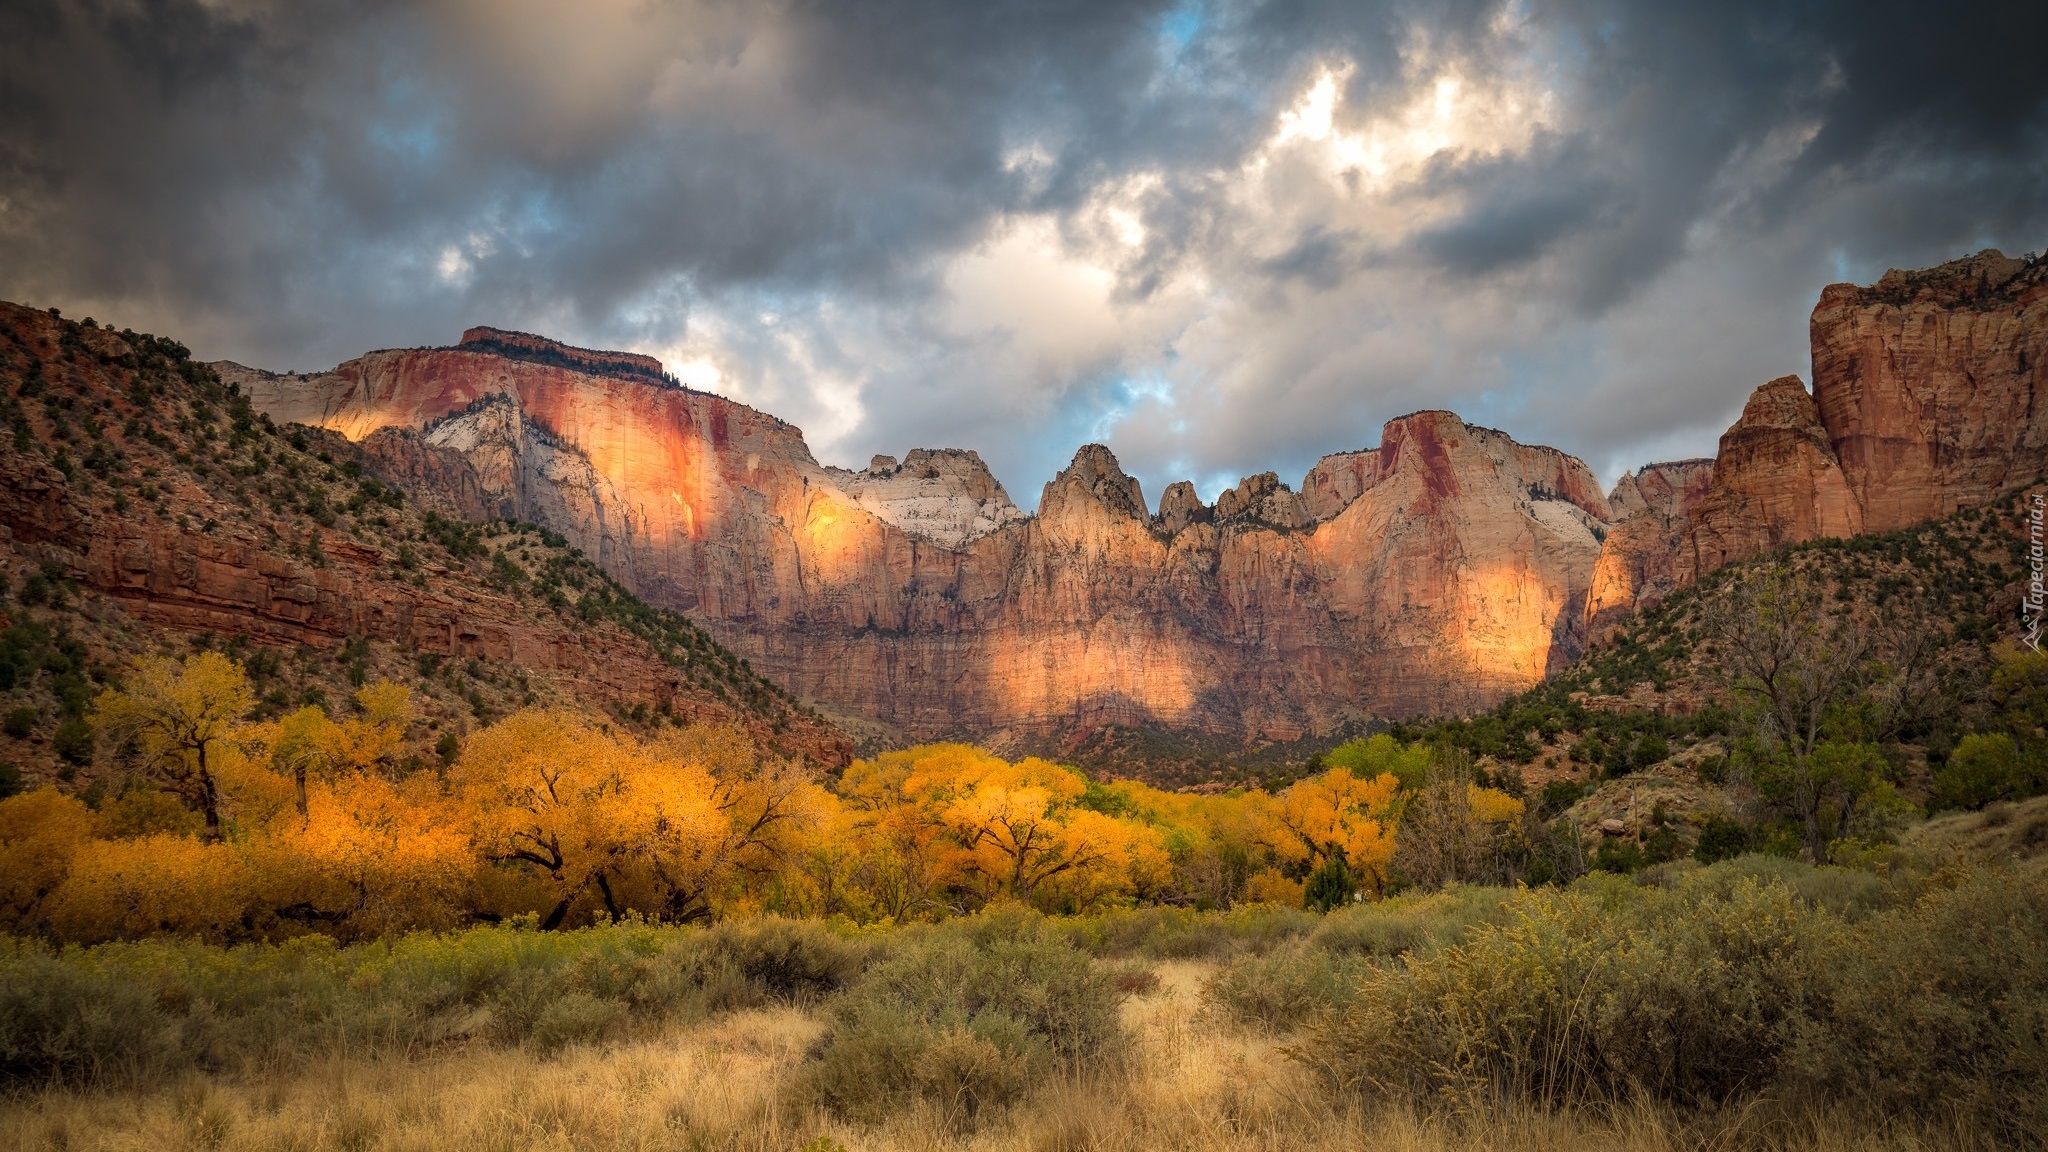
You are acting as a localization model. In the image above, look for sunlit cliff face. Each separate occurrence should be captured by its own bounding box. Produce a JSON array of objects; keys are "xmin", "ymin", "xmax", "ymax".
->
[{"xmin": 229, "ymin": 338, "xmax": 1615, "ymax": 741}]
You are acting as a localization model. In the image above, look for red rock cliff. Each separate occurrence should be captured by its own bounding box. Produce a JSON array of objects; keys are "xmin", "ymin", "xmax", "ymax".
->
[
  {"xmin": 227, "ymin": 350, "xmax": 1616, "ymax": 738},
  {"xmin": 1672, "ymin": 250, "xmax": 2048, "ymax": 582}
]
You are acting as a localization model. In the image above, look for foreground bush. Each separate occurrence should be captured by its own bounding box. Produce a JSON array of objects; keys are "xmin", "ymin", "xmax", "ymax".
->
[
  {"xmin": 0, "ymin": 916, "xmax": 864, "ymax": 1086},
  {"xmin": 1273, "ymin": 859, "xmax": 2047, "ymax": 1139},
  {"xmin": 1205, "ymin": 884, "xmax": 1515, "ymax": 1029},
  {"xmin": 796, "ymin": 906, "xmax": 1126, "ymax": 1128},
  {"xmin": 1058, "ymin": 901, "xmax": 1317, "ymax": 960}
]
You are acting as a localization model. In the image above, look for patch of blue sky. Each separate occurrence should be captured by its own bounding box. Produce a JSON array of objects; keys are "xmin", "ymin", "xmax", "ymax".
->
[
  {"xmin": 1088, "ymin": 371, "xmax": 1179, "ymax": 443},
  {"xmin": 1159, "ymin": 1, "xmax": 1202, "ymax": 59}
]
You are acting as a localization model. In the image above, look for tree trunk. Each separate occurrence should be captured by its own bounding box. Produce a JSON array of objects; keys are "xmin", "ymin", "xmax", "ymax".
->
[{"xmin": 198, "ymin": 741, "xmax": 223, "ymax": 844}]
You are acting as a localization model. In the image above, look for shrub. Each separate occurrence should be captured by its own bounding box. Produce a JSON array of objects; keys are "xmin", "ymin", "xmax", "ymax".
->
[
  {"xmin": 1781, "ymin": 864, "xmax": 2048, "ymax": 1140},
  {"xmin": 1932, "ymin": 733, "xmax": 2026, "ymax": 811},
  {"xmin": 0, "ymin": 917, "xmax": 868, "ymax": 1088},
  {"xmin": 1309, "ymin": 885, "xmax": 1514, "ymax": 958},
  {"xmin": 1203, "ymin": 943, "xmax": 1355, "ymax": 1031},
  {"xmin": 795, "ymin": 907, "xmax": 1124, "ymax": 1128},
  {"xmin": 1287, "ymin": 861, "xmax": 2046, "ymax": 1134},
  {"xmin": 1059, "ymin": 902, "xmax": 1314, "ymax": 960},
  {"xmin": 1694, "ymin": 815, "xmax": 1752, "ymax": 863},
  {"xmin": 52, "ymin": 718, "xmax": 94, "ymax": 765},
  {"xmin": 1294, "ymin": 871, "xmax": 1834, "ymax": 1108}
]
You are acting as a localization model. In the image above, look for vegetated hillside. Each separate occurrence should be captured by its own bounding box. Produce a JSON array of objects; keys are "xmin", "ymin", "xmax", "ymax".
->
[
  {"xmin": 1383, "ymin": 483, "xmax": 2046, "ymax": 865},
  {"xmin": 1009, "ymin": 719, "xmax": 1383, "ymax": 792},
  {"xmin": 0, "ymin": 301, "xmax": 850, "ymax": 797}
]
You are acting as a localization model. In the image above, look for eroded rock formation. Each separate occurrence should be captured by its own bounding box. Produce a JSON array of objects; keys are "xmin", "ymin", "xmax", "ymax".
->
[
  {"xmin": 217, "ymin": 249, "xmax": 2047, "ymax": 742},
  {"xmin": 232, "ymin": 333, "xmax": 1617, "ymax": 738},
  {"xmin": 1810, "ymin": 250, "xmax": 2048, "ymax": 529},
  {"xmin": 1584, "ymin": 459, "xmax": 1714, "ymax": 633},
  {"xmin": 1672, "ymin": 251, "xmax": 2048, "ymax": 580}
]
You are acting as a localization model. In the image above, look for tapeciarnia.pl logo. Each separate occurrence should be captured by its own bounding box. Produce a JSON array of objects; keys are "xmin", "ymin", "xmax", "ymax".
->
[{"xmin": 2026, "ymin": 490, "xmax": 2045, "ymax": 654}]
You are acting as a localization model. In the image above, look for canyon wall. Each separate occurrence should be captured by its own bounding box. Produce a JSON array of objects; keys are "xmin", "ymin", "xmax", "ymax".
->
[
  {"xmin": 225, "ymin": 249, "xmax": 2048, "ymax": 740},
  {"xmin": 226, "ymin": 330, "xmax": 1613, "ymax": 740},
  {"xmin": 1584, "ymin": 458, "xmax": 1714, "ymax": 636},
  {"xmin": 1588, "ymin": 249, "xmax": 2048, "ymax": 619}
]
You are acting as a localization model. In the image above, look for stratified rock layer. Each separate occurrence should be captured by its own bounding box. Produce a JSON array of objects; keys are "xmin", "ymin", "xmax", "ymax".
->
[
  {"xmin": 1810, "ymin": 250, "xmax": 2048, "ymax": 529},
  {"xmin": 229, "ymin": 343, "xmax": 1615, "ymax": 739},
  {"xmin": 1674, "ymin": 250, "xmax": 2048, "ymax": 581},
  {"xmin": 221, "ymin": 249, "xmax": 2048, "ymax": 741},
  {"xmin": 1585, "ymin": 459, "xmax": 1714, "ymax": 633}
]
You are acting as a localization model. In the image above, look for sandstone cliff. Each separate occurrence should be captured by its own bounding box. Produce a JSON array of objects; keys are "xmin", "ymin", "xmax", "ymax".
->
[
  {"xmin": 0, "ymin": 303, "xmax": 848, "ymax": 771},
  {"xmin": 1677, "ymin": 376, "xmax": 1864, "ymax": 583},
  {"xmin": 214, "ymin": 249, "xmax": 2047, "ymax": 746},
  {"xmin": 1583, "ymin": 459, "xmax": 1714, "ymax": 634},
  {"xmin": 823, "ymin": 449, "xmax": 1027, "ymax": 549},
  {"xmin": 229, "ymin": 333, "xmax": 1618, "ymax": 738},
  {"xmin": 1810, "ymin": 249, "xmax": 2048, "ymax": 529},
  {"xmin": 1671, "ymin": 250, "xmax": 2048, "ymax": 580}
]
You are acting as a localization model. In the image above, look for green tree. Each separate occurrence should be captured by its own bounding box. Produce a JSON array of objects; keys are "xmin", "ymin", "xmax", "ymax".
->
[{"xmin": 1707, "ymin": 563, "xmax": 1873, "ymax": 861}]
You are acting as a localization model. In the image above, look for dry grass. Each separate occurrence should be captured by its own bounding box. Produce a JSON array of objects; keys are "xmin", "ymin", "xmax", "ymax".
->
[{"xmin": 0, "ymin": 958, "xmax": 2005, "ymax": 1152}]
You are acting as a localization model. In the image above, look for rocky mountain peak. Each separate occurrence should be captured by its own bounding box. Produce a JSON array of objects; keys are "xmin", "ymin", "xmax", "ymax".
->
[
  {"xmin": 1214, "ymin": 471, "xmax": 1311, "ymax": 529},
  {"xmin": 823, "ymin": 447, "xmax": 1026, "ymax": 549},
  {"xmin": 1607, "ymin": 459, "xmax": 1715, "ymax": 521},
  {"xmin": 1043, "ymin": 443, "xmax": 1147, "ymax": 521},
  {"xmin": 1155, "ymin": 481, "xmax": 1209, "ymax": 535}
]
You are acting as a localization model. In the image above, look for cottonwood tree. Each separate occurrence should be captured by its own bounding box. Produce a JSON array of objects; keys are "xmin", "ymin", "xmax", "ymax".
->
[
  {"xmin": 1261, "ymin": 766, "xmax": 1401, "ymax": 898},
  {"xmin": 1704, "ymin": 561, "xmax": 1880, "ymax": 861},
  {"xmin": 457, "ymin": 711, "xmax": 830, "ymax": 927},
  {"xmin": 1391, "ymin": 760, "xmax": 1526, "ymax": 890},
  {"xmin": 94, "ymin": 652, "xmax": 253, "ymax": 843}
]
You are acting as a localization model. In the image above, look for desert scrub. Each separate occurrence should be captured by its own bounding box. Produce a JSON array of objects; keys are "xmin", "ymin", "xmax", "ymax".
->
[
  {"xmin": 1204, "ymin": 884, "xmax": 1518, "ymax": 1030},
  {"xmin": 0, "ymin": 916, "xmax": 865, "ymax": 1086},
  {"xmin": 795, "ymin": 906, "xmax": 1127, "ymax": 1129},
  {"xmin": 1308, "ymin": 883, "xmax": 1517, "ymax": 957},
  {"xmin": 1058, "ymin": 901, "xmax": 1317, "ymax": 960},
  {"xmin": 1288, "ymin": 859, "xmax": 2048, "ymax": 1137},
  {"xmin": 1780, "ymin": 860, "xmax": 2048, "ymax": 1140}
]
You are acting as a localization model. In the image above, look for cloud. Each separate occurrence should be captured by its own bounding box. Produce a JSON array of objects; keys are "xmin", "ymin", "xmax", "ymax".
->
[{"xmin": 1, "ymin": 0, "xmax": 2043, "ymax": 505}]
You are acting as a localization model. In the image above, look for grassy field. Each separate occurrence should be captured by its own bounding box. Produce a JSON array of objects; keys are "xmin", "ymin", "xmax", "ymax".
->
[
  {"xmin": 0, "ymin": 964, "xmax": 2009, "ymax": 1152},
  {"xmin": 2, "ymin": 856, "xmax": 2042, "ymax": 1151}
]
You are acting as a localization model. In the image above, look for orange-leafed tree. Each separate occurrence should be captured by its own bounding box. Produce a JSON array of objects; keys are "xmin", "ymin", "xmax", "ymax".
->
[
  {"xmin": 456, "ymin": 711, "xmax": 829, "ymax": 927},
  {"xmin": 0, "ymin": 788, "xmax": 99, "ymax": 934},
  {"xmin": 839, "ymin": 747, "xmax": 979, "ymax": 918},
  {"xmin": 879, "ymin": 745, "xmax": 1165, "ymax": 909},
  {"xmin": 1263, "ymin": 766, "xmax": 1403, "ymax": 897},
  {"xmin": 93, "ymin": 652, "xmax": 254, "ymax": 843},
  {"xmin": 276, "ymin": 769, "xmax": 475, "ymax": 935}
]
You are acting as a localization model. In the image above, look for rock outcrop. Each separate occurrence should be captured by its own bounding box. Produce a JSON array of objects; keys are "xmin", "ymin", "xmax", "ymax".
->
[
  {"xmin": 823, "ymin": 448, "xmax": 1027, "ymax": 549},
  {"xmin": 1672, "ymin": 250, "xmax": 2048, "ymax": 580},
  {"xmin": 1810, "ymin": 250, "xmax": 2048, "ymax": 529},
  {"xmin": 216, "ymin": 249, "xmax": 2046, "ymax": 743},
  {"xmin": 1678, "ymin": 376, "xmax": 1864, "ymax": 582},
  {"xmin": 233, "ymin": 337, "xmax": 1618, "ymax": 738},
  {"xmin": 1584, "ymin": 459, "xmax": 1714, "ymax": 634},
  {"xmin": 0, "ymin": 303, "xmax": 847, "ymax": 767}
]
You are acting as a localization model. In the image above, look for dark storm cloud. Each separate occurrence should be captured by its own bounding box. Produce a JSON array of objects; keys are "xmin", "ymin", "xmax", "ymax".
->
[{"xmin": 1, "ymin": 0, "xmax": 2043, "ymax": 503}]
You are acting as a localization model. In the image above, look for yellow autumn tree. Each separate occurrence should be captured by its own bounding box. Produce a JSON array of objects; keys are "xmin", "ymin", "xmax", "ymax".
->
[
  {"xmin": 838, "ymin": 747, "xmax": 980, "ymax": 920},
  {"xmin": 0, "ymin": 788, "xmax": 98, "ymax": 934},
  {"xmin": 455, "ymin": 711, "xmax": 830, "ymax": 927},
  {"xmin": 93, "ymin": 652, "xmax": 254, "ymax": 842},
  {"xmin": 1263, "ymin": 767, "xmax": 1403, "ymax": 896},
  {"xmin": 877, "ymin": 745, "xmax": 1167, "ymax": 909}
]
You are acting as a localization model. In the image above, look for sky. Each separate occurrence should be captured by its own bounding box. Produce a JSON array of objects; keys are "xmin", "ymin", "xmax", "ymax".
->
[{"xmin": 2, "ymin": 0, "xmax": 2044, "ymax": 509}]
